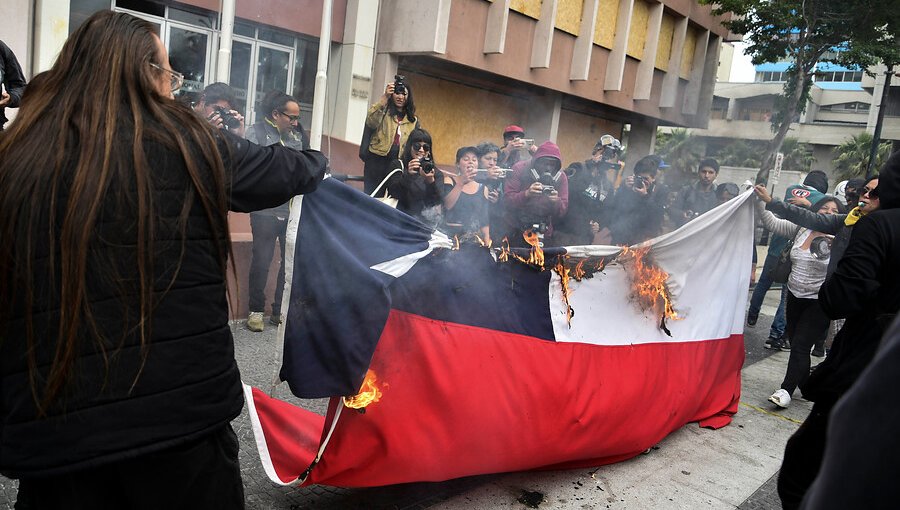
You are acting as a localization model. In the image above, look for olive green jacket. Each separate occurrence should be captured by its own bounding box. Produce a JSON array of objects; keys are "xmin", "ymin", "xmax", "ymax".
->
[{"xmin": 365, "ymin": 102, "xmax": 418, "ymax": 157}]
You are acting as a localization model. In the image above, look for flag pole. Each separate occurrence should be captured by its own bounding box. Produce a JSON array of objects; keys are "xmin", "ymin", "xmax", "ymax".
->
[{"xmin": 309, "ymin": 0, "xmax": 333, "ymax": 151}]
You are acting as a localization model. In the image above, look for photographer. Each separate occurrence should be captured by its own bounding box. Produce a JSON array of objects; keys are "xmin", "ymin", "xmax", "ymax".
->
[
  {"xmin": 597, "ymin": 155, "xmax": 667, "ymax": 246},
  {"xmin": 497, "ymin": 125, "xmax": 538, "ymax": 169},
  {"xmin": 670, "ymin": 157, "xmax": 720, "ymax": 227},
  {"xmin": 193, "ymin": 82, "xmax": 244, "ymax": 136},
  {"xmin": 243, "ymin": 91, "xmax": 309, "ymax": 333},
  {"xmin": 476, "ymin": 141, "xmax": 506, "ymax": 238},
  {"xmin": 502, "ymin": 141, "xmax": 568, "ymax": 247},
  {"xmin": 555, "ymin": 136, "xmax": 621, "ymax": 245},
  {"xmin": 0, "ymin": 39, "xmax": 27, "ymax": 131},
  {"xmin": 387, "ymin": 128, "xmax": 443, "ymax": 228},
  {"xmin": 441, "ymin": 146, "xmax": 492, "ymax": 245},
  {"xmin": 361, "ymin": 75, "xmax": 419, "ymax": 194}
]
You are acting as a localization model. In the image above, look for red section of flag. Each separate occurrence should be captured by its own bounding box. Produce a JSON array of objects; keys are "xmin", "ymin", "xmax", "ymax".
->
[
  {"xmin": 301, "ymin": 310, "xmax": 743, "ymax": 487},
  {"xmin": 247, "ymin": 386, "xmax": 324, "ymax": 485}
]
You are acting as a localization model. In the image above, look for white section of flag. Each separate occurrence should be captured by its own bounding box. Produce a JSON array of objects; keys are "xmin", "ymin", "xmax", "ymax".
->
[{"xmin": 550, "ymin": 190, "xmax": 755, "ymax": 345}]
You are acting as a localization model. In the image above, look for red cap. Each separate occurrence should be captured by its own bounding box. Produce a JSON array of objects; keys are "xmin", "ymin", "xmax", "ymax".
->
[{"xmin": 503, "ymin": 125, "xmax": 525, "ymax": 136}]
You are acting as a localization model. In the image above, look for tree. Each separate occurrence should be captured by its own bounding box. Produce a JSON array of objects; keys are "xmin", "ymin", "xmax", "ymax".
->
[
  {"xmin": 702, "ymin": 0, "xmax": 900, "ymax": 184},
  {"xmin": 717, "ymin": 140, "xmax": 763, "ymax": 168},
  {"xmin": 832, "ymin": 132, "xmax": 892, "ymax": 180},
  {"xmin": 655, "ymin": 128, "xmax": 702, "ymax": 185},
  {"xmin": 780, "ymin": 137, "xmax": 816, "ymax": 173}
]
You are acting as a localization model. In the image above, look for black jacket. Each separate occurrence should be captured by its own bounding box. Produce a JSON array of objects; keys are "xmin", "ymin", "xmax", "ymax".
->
[
  {"xmin": 0, "ymin": 129, "xmax": 327, "ymax": 478},
  {"xmin": 244, "ymin": 118, "xmax": 309, "ymax": 218},
  {"xmin": 555, "ymin": 167, "xmax": 612, "ymax": 244},
  {"xmin": 802, "ymin": 155, "xmax": 900, "ymax": 405},
  {"xmin": 799, "ymin": 315, "xmax": 900, "ymax": 509},
  {"xmin": 0, "ymin": 40, "xmax": 27, "ymax": 130},
  {"xmin": 605, "ymin": 185, "xmax": 666, "ymax": 246}
]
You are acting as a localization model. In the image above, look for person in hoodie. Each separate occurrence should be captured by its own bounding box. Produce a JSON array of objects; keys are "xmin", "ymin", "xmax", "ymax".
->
[
  {"xmin": 502, "ymin": 141, "xmax": 568, "ymax": 247},
  {"xmin": 776, "ymin": 154, "xmax": 900, "ymax": 510},
  {"xmin": 747, "ymin": 170, "xmax": 829, "ymax": 350}
]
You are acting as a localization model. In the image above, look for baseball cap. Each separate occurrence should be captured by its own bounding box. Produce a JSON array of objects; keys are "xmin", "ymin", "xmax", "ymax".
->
[{"xmin": 503, "ymin": 125, "xmax": 525, "ymax": 137}]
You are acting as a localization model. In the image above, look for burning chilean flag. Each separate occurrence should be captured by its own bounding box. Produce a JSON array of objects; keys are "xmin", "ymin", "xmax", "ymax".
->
[{"xmin": 244, "ymin": 178, "xmax": 754, "ymax": 487}]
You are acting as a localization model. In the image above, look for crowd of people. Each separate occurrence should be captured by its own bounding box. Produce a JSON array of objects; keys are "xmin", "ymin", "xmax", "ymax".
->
[
  {"xmin": 359, "ymin": 76, "xmax": 742, "ymax": 251},
  {"xmin": 1, "ymin": 11, "xmax": 899, "ymax": 510}
]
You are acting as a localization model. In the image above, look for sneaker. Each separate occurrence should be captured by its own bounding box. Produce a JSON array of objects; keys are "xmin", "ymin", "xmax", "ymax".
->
[
  {"xmin": 769, "ymin": 389, "xmax": 792, "ymax": 408},
  {"xmin": 764, "ymin": 336, "xmax": 779, "ymax": 349},
  {"xmin": 747, "ymin": 314, "xmax": 758, "ymax": 327},
  {"xmin": 811, "ymin": 346, "xmax": 826, "ymax": 358},
  {"xmin": 246, "ymin": 311, "xmax": 265, "ymax": 332},
  {"xmin": 270, "ymin": 314, "xmax": 282, "ymax": 326},
  {"xmin": 767, "ymin": 337, "xmax": 789, "ymax": 351}
]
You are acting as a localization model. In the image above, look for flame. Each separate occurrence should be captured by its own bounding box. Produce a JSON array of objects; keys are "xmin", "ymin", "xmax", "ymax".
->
[
  {"xmin": 452, "ymin": 235, "xmax": 460, "ymax": 251},
  {"xmin": 498, "ymin": 237, "xmax": 510, "ymax": 262},
  {"xmin": 628, "ymin": 247, "xmax": 680, "ymax": 326},
  {"xmin": 554, "ymin": 257, "xmax": 575, "ymax": 326},
  {"xmin": 343, "ymin": 369, "xmax": 383, "ymax": 409},
  {"xmin": 574, "ymin": 259, "xmax": 586, "ymax": 280},
  {"xmin": 523, "ymin": 230, "xmax": 544, "ymax": 266}
]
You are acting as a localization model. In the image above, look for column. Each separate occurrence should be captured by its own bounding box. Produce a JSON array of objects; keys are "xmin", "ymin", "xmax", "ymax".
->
[{"xmin": 327, "ymin": 0, "xmax": 378, "ymax": 143}]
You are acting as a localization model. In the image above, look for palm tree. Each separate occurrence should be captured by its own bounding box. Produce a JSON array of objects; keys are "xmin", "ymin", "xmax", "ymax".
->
[
  {"xmin": 780, "ymin": 137, "xmax": 816, "ymax": 173},
  {"xmin": 833, "ymin": 133, "xmax": 892, "ymax": 181},
  {"xmin": 717, "ymin": 140, "xmax": 763, "ymax": 169},
  {"xmin": 655, "ymin": 128, "xmax": 702, "ymax": 185}
]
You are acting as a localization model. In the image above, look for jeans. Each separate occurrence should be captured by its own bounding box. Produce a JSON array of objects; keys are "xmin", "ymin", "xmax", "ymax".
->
[
  {"xmin": 748, "ymin": 252, "xmax": 787, "ymax": 338},
  {"xmin": 781, "ymin": 292, "xmax": 830, "ymax": 394},
  {"xmin": 249, "ymin": 214, "xmax": 287, "ymax": 315}
]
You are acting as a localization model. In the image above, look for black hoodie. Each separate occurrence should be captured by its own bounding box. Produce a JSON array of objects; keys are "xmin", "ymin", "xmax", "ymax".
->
[
  {"xmin": 803, "ymin": 152, "xmax": 900, "ymax": 404},
  {"xmin": 803, "ymin": 170, "xmax": 829, "ymax": 195}
]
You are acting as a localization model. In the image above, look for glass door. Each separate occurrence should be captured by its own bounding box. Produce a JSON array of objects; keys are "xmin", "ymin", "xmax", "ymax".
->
[
  {"xmin": 252, "ymin": 42, "xmax": 294, "ymax": 124},
  {"xmin": 229, "ymin": 39, "xmax": 253, "ymax": 120},
  {"xmin": 166, "ymin": 22, "xmax": 213, "ymax": 100}
]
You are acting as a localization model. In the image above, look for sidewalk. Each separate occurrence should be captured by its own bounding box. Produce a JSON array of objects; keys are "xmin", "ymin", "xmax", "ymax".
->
[{"xmin": 0, "ymin": 299, "xmax": 805, "ymax": 509}]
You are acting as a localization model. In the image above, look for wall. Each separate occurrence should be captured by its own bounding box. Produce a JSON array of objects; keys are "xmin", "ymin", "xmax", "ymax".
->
[
  {"xmin": 556, "ymin": 109, "xmax": 623, "ymax": 167},
  {"xmin": 408, "ymin": 71, "xmax": 531, "ymax": 165}
]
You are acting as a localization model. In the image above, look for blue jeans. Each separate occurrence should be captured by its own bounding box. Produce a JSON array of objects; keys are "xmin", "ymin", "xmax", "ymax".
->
[{"xmin": 748, "ymin": 252, "xmax": 787, "ymax": 338}]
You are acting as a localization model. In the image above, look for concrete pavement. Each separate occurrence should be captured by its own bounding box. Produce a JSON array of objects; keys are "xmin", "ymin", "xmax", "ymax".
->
[{"xmin": 0, "ymin": 287, "xmax": 804, "ymax": 509}]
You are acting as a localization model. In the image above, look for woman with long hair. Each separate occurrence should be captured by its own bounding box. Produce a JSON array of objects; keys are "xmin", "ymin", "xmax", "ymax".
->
[
  {"xmin": 387, "ymin": 127, "xmax": 443, "ymax": 227},
  {"xmin": 362, "ymin": 78, "xmax": 419, "ymax": 195},
  {"xmin": 0, "ymin": 11, "xmax": 326, "ymax": 508},
  {"xmin": 754, "ymin": 188, "xmax": 843, "ymax": 409}
]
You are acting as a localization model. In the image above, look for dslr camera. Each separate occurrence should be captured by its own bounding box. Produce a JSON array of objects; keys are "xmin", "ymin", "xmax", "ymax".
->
[
  {"xmin": 593, "ymin": 134, "xmax": 622, "ymax": 161},
  {"xmin": 419, "ymin": 155, "xmax": 435, "ymax": 175},
  {"xmin": 633, "ymin": 175, "xmax": 652, "ymax": 192},
  {"xmin": 393, "ymin": 74, "xmax": 407, "ymax": 95},
  {"xmin": 210, "ymin": 105, "xmax": 241, "ymax": 131}
]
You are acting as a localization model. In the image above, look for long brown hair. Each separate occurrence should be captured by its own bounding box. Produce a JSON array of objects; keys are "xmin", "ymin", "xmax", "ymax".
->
[{"xmin": 0, "ymin": 11, "xmax": 233, "ymax": 414}]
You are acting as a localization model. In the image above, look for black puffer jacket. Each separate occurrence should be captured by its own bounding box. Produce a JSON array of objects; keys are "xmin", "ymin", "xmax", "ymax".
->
[
  {"xmin": 0, "ymin": 129, "xmax": 326, "ymax": 478},
  {"xmin": 802, "ymin": 154, "xmax": 900, "ymax": 404}
]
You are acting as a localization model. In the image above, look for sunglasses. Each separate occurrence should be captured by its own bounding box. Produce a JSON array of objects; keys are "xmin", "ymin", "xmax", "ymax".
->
[
  {"xmin": 279, "ymin": 111, "xmax": 301, "ymax": 122},
  {"xmin": 412, "ymin": 142, "xmax": 431, "ymax": 151},
  {"xmin": 863, "ymin": 186, "xmax": 879, "ymax": 199}
]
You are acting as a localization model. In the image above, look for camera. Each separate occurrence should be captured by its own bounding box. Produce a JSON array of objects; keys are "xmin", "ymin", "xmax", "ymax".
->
[
  {"xmin": 633, "ymin": 175, "xmax": 651, "ymax": 191},
  {"xmin": 210, "ymin": 105, "xmax": 241, "ymax": 131},
  {"xmin": 419, "ymin": 155, "xmax": 435, "ymax": 174},
  {"xmin": 593, "ymin": 134, "xmax": 622, "ymax": 161},
  {"xmin": 393, "ymin": 74, "xmax": 407, "ymax": 95}
]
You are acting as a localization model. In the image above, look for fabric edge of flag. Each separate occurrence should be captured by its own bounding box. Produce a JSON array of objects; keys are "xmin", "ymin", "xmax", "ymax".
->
[{"xmin": 241, "ymin": 383, "xmax": 301, "ymax": 486}]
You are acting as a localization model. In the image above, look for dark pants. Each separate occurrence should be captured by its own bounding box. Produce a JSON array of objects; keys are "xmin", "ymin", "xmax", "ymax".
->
[
  {"xmin": 748, "ymin": 252, "xmax": 787, "ymax": 338},
  {"xmin": 778, "ymin": 402, "xmax": 832, "ymax": 510},
  {"xmin": 363, "ymin": 146, "xmax": 399, "ymax": 195},
  {"xmin": 782, "ymin": 292, "xmax": 831, "ymax": 394},
  {"xmin": 249, "ymin": 214, "xmax": 287, "ymax": 315},
  {"xmin": 15, "ymin": 425, "xmax": 244, "ymax": 510}
]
